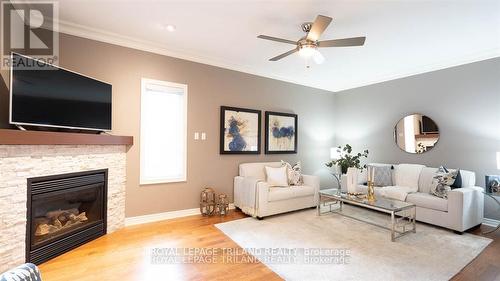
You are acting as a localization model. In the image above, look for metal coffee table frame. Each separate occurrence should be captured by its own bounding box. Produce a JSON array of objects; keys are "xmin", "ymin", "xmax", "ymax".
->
[
  {"xmin": 483, "ymin": 192, "xmax": 500, "ymax": 234},
  {"xmin": 318, "ymin": 189, "xmax": 416, "ymax": 242}
]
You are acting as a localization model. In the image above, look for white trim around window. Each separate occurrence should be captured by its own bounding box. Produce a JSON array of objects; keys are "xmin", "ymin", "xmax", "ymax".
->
[{"xmin": 140, "ymin": 78, "xmax": 188, "ymax": 185}]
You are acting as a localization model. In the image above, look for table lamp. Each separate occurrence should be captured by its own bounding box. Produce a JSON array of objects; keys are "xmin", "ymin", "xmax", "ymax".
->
[{"xmin": 330, "ymin": 147, "xmax": 341, "ymax": 160}]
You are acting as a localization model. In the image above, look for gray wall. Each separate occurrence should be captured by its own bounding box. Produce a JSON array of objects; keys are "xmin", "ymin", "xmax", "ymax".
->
[{"xmin": 334, "ymin": 57, "xmax": 500, "ymax": 220}]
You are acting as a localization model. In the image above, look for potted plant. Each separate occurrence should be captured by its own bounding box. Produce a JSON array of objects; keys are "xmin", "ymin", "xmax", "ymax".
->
[{"xmin": 326, "ymin": 144, "xmax": 369, "ymax": 174}]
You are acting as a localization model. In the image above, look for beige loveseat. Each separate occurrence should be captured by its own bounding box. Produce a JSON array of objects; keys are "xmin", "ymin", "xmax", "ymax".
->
[{"xmin": 234, "ymin": 162, "xmax": 320, "ymax": 219}]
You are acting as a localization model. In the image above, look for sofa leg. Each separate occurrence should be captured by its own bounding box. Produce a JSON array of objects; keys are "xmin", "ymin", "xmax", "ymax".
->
[
  {"xmin": 453, "ymin": 230, "xmax": 463, "ymax": 235},
  {"xmin": 257, "ymin": 216, "xmax": 264, "ymax": 220}
]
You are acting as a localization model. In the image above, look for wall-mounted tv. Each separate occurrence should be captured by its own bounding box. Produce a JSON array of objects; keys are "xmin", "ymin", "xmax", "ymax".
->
[
  {"xmin": 421, "ymin": 115, "xmax": 438, "ymax": 134},
  {"xmin": 10, "ymin": 53, "xmax": 112, "ymax": 131}
]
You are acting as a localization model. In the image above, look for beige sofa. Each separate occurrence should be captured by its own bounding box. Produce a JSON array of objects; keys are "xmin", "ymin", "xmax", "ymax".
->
[
  {"xmin": 234, "ymin": 162, "xmax": 320, "ymax": 218},
  {"xmin": 346, "ymin": 164, "xmax": 484, "ymax": 232}
]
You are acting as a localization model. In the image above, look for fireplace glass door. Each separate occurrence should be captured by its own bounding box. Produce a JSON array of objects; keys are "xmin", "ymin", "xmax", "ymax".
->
[
  {"xmin": 31, "ymin": 183, "xmax": 104, "ymax": 248},
  {"xmin": 27, "ymin": 170, "xmax": 107, "ymax": 264}
]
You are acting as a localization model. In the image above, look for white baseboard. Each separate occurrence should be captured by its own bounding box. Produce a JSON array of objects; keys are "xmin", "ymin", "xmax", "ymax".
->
[
  {"xmin": 125, "ymin": 203, "xmax": 235, "ymax": 226},
  {"xmin": 482, "ymin": 218, "xmax": 500, "ymax": 227}
]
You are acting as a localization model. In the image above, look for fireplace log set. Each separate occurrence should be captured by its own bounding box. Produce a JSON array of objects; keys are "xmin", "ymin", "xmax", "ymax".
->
[{"xmin": 35, "ymin": 208, "xmax": 88, "ymax": 237}]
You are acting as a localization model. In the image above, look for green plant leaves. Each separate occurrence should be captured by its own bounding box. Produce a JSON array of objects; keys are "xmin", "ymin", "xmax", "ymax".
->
[{"xmin": 324, "ymin": 144, "xmax": 369, "ymax": 172}]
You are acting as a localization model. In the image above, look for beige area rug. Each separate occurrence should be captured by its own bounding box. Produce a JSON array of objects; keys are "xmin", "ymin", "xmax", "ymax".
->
[{"xmin": 215, "ymin": 205, "xmax": 491, "ymax": 281}]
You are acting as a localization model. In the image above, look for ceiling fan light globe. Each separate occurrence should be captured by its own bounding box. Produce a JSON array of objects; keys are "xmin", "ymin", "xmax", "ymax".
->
[{"xmin": 298, "ymin": 45, "xmax": 316, "ymax": 57}]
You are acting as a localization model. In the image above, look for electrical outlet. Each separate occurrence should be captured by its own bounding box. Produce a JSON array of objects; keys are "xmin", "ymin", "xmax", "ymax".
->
[
  {"xmin": 194, "ymin": 132, "xmax": 199, "ymax": 140},
  {"xmin": 201, "ymin": 133, "xmax": 206, "ymax": 140}
]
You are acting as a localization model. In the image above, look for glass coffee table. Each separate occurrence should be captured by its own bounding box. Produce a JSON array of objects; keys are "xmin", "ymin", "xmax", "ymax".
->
[{"xmin": 318, "ymin": 189, "xmax": 416, "ymax": 242}]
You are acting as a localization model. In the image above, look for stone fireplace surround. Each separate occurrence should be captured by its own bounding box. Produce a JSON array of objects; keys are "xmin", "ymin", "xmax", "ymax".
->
[{"xmin": 0, "ymin": 144, "xmax": 127, "ymax": 272}]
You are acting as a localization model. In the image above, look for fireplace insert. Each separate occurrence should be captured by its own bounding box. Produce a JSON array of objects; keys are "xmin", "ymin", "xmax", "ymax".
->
[{"xmin": 26, "ymin": 169, "xmax": 107, "ymax": 264}]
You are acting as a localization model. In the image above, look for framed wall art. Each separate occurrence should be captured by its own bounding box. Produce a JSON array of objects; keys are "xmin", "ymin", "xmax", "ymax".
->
[
  {"xmin": 220, "ymin": 106, "xmax": 261, "ymax": 154},
  {"xmin": 265, "ymin": 111, "xmax": 297, "ymax": 154}
]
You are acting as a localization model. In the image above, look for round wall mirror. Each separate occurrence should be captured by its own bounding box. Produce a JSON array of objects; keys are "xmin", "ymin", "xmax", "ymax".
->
[{"xmin": 394, "ymin": 114, "xmax": 439, "ymax": 154}]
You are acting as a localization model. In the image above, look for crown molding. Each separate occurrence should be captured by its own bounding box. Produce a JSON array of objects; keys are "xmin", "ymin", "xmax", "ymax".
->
[
  {"xmin": 57, "ymin": 19, "xmax": 500, "ymax": 93},
  {"xmin": 333, "ymin": 48, "xmax": 500, "ymax": 92},
  {"xmin": 56, "ymin": 19, "xmax": 335, "ymax": 93}
]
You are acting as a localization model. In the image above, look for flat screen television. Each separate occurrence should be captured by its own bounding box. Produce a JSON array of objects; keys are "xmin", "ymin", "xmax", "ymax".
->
[
  {"xmin": 421, "ymin": 116, "xmax": 438, "ymax": 134},
  {"xmin": 10, "ymin": 53, "xmax": 112, "ymax": 131}
]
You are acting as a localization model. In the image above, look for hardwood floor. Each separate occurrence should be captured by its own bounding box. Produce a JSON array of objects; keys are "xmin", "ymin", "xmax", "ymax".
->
[
  {"xmin": 39, "ymin": 210, "xmax": 281, "ymax": 281},
  {"xmin": 39, "ymin": 210, "xmax": 499, "ymax": 281},
  {"xmin": 451, "ymin": 225, "xmax": 500, "ymax": 281}
]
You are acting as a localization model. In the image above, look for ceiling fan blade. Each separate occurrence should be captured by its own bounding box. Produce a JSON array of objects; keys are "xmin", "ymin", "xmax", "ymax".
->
[
  {"xmin": 269, "ymin": 48, "xmax": 298, "ymax": 61},
  {"xmin": 257, "ymin": 35, "xmax": 297, "ymax": 45},
  {"xmin": 318, "ymin": 37, "xmax": 366, "ymax": 47},
  {"xmin": 306, "ymin": 15, "xmax": 333, "ymax": 42}
]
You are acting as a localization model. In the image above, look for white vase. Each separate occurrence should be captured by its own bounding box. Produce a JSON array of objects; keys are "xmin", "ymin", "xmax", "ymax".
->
[{"xmin": 346, "ymin": 167, "xmax": 359, "ymax": 194}]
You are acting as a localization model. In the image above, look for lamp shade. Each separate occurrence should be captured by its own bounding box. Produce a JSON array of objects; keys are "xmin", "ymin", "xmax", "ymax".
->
[
  {"xmin": 497, "ymin": 152, "xmax": 500, "ymax": 170},
  {"xmin": 330, "ymin": 147, "xmax": 341, "ymax": 160}
]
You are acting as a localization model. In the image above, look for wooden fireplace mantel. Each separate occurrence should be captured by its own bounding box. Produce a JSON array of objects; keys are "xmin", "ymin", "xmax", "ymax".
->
[{"xmin": 0, "ymin": 129, "xmax": 133, "ymax": 145}]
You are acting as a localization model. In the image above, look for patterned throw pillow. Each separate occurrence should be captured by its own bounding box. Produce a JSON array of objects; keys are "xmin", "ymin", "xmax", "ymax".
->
[
  {"xmin": 367, "ymin": 164, "xmax": 393, "ymax": 187},
  {"xmin": 281, "ymin": 160, "xmax": 303, "ymax": 186},
  {"xmin": 430, "ymin": 166, "xmax": 458, "ymax": 199}
]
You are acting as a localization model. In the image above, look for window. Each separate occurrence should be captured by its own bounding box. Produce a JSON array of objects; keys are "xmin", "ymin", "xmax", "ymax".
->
[{"xmin": 140, "ymin": 78, "xmax": 187, "ymax": 184}]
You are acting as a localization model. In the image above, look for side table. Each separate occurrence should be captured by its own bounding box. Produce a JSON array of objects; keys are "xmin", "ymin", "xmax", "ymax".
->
[{"xmin": 483, "ymin": 191, "xmax": 500, "ymax": 234}]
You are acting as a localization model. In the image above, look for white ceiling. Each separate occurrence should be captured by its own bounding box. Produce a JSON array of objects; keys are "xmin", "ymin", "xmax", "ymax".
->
[{"xmin": 57, "ymin": 0, "xmax": 500, "ymax": 92}]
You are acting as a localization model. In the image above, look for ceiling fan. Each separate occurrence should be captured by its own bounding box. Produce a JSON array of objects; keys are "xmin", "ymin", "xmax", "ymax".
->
[{"xmin": 257, "ymin": 15, "xmax": 366, "ymax": 65}]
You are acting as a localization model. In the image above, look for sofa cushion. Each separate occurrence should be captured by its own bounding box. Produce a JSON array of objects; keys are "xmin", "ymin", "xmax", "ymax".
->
[
  {"xmin": 406, "ymin": 192, "xmax": 448, "ymax": 212},
  {"xmin": 0, "ymin": 263, "xmax": 42, "ymax": 281},
  {"xmin": 356, "ymin": 185, "xmax": 385, "ymax": 197},
  {"xmin": 451, "ymin": 169, "xmax": 462, "ymax": 189},
  {"xmin": 379, "ymin": 186, "xmax": 415, "ymax": 201},
  {"xmin": 367, "ymin": 163, "xmax": 393, "ymax": 186},
  {"xmin": 430, "ymin": 166, "xmax": 458, "ymax": 199},
  {"xmin": 281, "ymin": 160, "xmax": 303, "ymax": 186},
  {"xmin": 457, "ymin": 169, "xmax": 475, "ymax": 187},
  {"xmin": 394, "ymin": 164, "xmax": 425, "ymax": 191},
  {"xmin": 419, "ymin": 167, "xmax": 476, "ymax": 192},
  {"xmin": 268, "ymin": 185, "xmax": 315, "ymax": 202},
  {"xmin": 265, "ymin": 166, "xmax": 288, "ymax": 187},
  {"xmin": 418, "ymin": 167, "xmax": 438, "ymax": 193},
  {"xmin": 239, "ymin": 162, "xmax": 281, "ymax": 180}
]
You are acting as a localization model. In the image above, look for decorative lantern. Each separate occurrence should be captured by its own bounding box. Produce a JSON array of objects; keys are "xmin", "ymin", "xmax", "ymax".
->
[
  {"xmin": 216, "ymin": 194, "xmax": 229, "ymax": 216},
  {"xmin": 200, "ymin": 187, "xmax": 216, "ymax": 216}
]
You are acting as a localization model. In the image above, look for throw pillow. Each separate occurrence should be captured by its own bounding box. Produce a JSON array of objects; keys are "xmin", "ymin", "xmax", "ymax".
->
[
  {"xmin": 265, "ymin": 166, "xmax": 288, "ymax": 187},
  {"xmin": 367, "ymin": 164, "xmax": 393, "ymax": 187},
  {"xmin": 430, "ymin": 166, "xmax": 458, "ymax": 199},
  {"xmin": 441, "ymin": 166, "xmax": 462, "ymax": 189},
  {"xmin": 281, "ymin": 160, "xmax": 303, "ymax": 186},
  {"xmin": 394, "ymin": 164, "xmax": 425, "ymax": 192},
  {"xmin": 451, "ymin": 169, "xmax": 462, "ymax": 189}
]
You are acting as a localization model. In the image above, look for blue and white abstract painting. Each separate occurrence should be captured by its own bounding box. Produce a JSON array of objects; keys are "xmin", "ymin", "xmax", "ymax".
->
[
  {"xmin": 267, "ymin": 114, "xmax": 296, "ymax": 152},
  {"xmin": 223, "ymin": 109, "xmax": 259, "ymax": 152}
]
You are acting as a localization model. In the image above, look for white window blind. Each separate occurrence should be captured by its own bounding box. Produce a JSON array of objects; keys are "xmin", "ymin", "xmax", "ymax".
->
[{"xmin": 140, "ymin": 78, "xmax": 187, "ymax": 184}]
